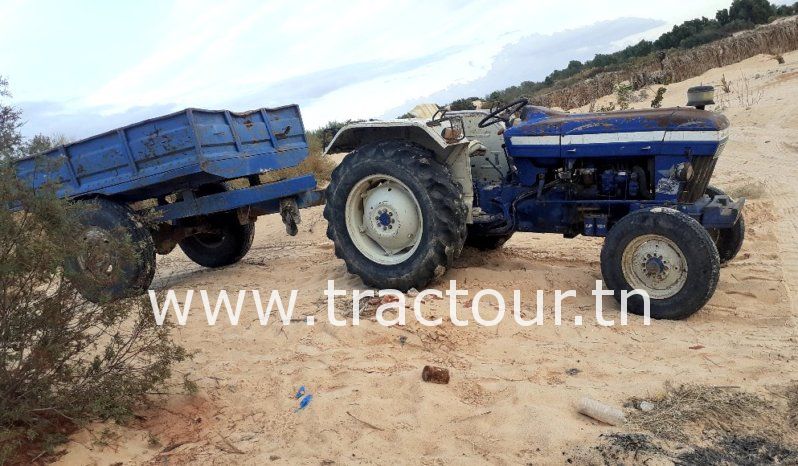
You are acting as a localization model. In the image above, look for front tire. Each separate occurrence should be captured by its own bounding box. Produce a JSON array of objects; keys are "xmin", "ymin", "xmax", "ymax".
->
[
  {"xmin": 324, "ymin": 141, "xmax": 467, "ymax": 291},
  {"xmin": 601, "ymin": 208, "xmax": 720, "ymax": 320},
  {"xmin": 706, "ymin": 185, "xmax": 745, "ymax": 265}
]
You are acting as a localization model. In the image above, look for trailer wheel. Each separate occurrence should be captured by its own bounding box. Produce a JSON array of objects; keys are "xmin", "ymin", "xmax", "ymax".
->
[
  {"xmin": 67, "ymin": 198, "xmax": 156, "ymax": 303},
  {"xmin": 179, "ymin": 214, "xmax": 255, "ymax": 268},
  {"xmin": 706, "ymin": 185, "xmax": 745, "ymax": 265},
  {"xmin": 324, "ymin": 140, "xmax": 467, "ymax": 291},
  {"xmin": 601, "ymin": 208, "xmax": 720, "ymax": 320},
  {"xmin": 465, "ymin": 228, "xmax": 513, "ymax": 250}
]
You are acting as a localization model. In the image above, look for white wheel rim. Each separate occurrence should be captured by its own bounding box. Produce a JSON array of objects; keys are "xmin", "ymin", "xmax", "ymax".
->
[
  {"xmin": 621, "ymin": 234, "xmax": 688, "ymax": 299},
  {"xmin": 345, "ymin": 174, "xmax": 423, "ymax": 265}
]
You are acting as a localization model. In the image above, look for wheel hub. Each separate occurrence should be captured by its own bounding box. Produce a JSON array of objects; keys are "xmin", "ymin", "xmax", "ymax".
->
[
  {"xmin": 78, "ymin": 227, "xmax": 116, "ymax": 284},
  {"xmin": 345, "ymin": 175, "xmax": 424, "ymax": 265},
  {"xmin": 621, "ymin": 234, "xmax": 688, "ymax": 299},
  {"xmin": 643, "ymin": 255, "xmax": 667, "ymax": 278},
  {"xmin": 361, "ymin": 181, "xmax": 420, "ymax": 254}
]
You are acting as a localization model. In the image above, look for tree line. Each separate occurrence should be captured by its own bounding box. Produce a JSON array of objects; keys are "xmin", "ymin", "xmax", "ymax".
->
[{"xmin": 449, "ymin": 0, "xmax": 797, "ymax": 110}]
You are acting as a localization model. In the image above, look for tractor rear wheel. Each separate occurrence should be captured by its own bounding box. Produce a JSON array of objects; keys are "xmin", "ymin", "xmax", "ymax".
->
[
  {"xmin": 67, "ymin": 198, "xmax": 156, "ymax": 303},
  {"xmin": 324, "ymin": 140, "xmax": 467, "ymax": 291},
  {"xmin": 601, "ymin": 207, "xmax": 720, "ymax": 320},
  {"xmin": 705, "ymin": 185, "xmax": 745, "ymax": 265}
]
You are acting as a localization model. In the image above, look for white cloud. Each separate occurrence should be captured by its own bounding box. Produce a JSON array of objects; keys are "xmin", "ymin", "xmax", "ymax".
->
[{"xmin": 5, "ymin": 0, "xmax": 735, "ymax": 136}]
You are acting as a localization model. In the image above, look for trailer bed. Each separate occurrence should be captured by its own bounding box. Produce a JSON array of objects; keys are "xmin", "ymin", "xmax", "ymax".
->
[{"xmin": 15, "ymin": 105, "xmax": 310, "ymax": 203}]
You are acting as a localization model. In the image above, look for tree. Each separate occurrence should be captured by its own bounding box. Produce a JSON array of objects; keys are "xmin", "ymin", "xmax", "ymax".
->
[
  {"xmin": 0, "ymin": 76, "xmax": 23, "ymax": 160},
  {"xmin": 449, "ymin": 97, "xmax": 480, "ymax": 111},
  {"xmin": 728, "ymin": 0, "xmax": 776, "ymax": 24},
  {"xmin": 716, "ymin": 8, "xmax": 731, "ymax": 24},
  {"xmin": 23, "ymin": 133, "xmax": 71, "ymax": 156}
]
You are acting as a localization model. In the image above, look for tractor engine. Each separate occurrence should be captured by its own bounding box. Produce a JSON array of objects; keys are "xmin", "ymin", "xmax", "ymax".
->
[{"xmin": 570, "ymin": 164, "xmax": 651, "ymax": 200}]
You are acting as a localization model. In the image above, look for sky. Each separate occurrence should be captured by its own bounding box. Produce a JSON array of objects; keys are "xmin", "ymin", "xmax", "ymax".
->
[{"xmin": 0, "ymin": 0, "xmax": 754, "ymax": 138}]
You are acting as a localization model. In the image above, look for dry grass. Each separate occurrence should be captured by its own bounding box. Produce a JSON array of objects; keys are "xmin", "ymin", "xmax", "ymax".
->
[
  {"xmin": 259, "ymin": 150, "xmax": 336, "ymax": 186},
  {"xmin": 627, "ymin": 383, "xmax": 791, "ymax": 443},
  {"xmin": 729, "ymin": 180, "xmax": 767, "ymax": 200},
  {"xmin": 576, "ymin": 383, "xmax": 798, "ymax": 465},
  {"xmin": 735, "ymin": 73, "xmax": 765, "ymax": 109}
]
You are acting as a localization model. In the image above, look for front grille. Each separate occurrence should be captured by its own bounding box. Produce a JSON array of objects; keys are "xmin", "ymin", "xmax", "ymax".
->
[{"xmin": 679, "ymin": 140, "xmax": 725, "ymax": 202}]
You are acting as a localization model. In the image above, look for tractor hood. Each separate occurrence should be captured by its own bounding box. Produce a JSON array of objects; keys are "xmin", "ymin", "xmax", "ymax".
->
[
  {"xmin": 505, "ymin": 106, "xmax": 730, "ymax": 160},
  {"xmin": 508, "ymin": 106, "xmax": 729, "ymax": 138}
]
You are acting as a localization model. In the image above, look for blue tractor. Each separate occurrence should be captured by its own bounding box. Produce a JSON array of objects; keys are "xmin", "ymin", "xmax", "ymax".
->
[{"xmin": 323, "ymin": 87, "xmax": 745, "ymax": 319}]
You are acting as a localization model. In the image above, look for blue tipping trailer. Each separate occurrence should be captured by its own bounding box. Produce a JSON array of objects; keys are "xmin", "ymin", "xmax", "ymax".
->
[{"xmin": 13, "ymin": 105, "xmax": 323, "ymax": 301}]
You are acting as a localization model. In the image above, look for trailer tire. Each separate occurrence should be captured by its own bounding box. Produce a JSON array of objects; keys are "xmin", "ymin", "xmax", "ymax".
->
[
  {"xmin": 465, "ymin": 229, "xmax": 513, "ymax": 250},
  {"xmin": 601, "ymin": 208, "xmax": 720, "ymax": 320},
  {"xmin": 706, "ymin": 185, "xmax": 745, "ymax": 265},
  {"xmin": 67, "ymin": 198, "xmax": 156, "ymax": 303},
  {"xmin": 179, "ymin": 214, "xmax": 255, "ymax": 268},
  {"xmin": 324, "ymin": 140, "xmax": 467, "ymax": 291}
]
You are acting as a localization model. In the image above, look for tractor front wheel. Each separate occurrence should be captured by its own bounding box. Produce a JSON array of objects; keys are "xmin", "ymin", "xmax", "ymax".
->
[
  {"xmin": 601, "ymin": 208, "xmax": 720, "ymax": 320},
  {"xmin": 324, "ymin": 140, "xmax": 467, "ymax": 291}
]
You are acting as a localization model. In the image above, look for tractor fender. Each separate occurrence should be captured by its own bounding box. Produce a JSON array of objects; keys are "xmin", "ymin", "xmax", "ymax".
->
[{"xmin": 325, "ymin": 120, "xmax": 475, "ymax": 222}]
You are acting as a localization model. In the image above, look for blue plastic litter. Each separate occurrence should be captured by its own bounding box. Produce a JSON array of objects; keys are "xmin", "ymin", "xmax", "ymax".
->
[
  {"xmin": 294, "ymin": 394, "xmax": 312, "ymax": 412},
  {"xmin": 294, "ymin": 385, "xmax": 306, "ymax": 399}
]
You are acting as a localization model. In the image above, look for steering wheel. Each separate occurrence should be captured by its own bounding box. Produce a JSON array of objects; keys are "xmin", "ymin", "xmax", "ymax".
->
[{"xmin": 478, "ymin": 98, "xmax": 530, "ymax": 128}]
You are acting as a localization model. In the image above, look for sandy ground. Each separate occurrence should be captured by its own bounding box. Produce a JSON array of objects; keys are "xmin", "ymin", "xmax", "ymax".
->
[{"xmin": 57, "ymin": 52, "xmax": 798, "ymax": 464}]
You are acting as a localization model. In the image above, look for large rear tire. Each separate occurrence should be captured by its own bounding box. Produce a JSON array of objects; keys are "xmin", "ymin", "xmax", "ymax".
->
[
  {"xmin": 706, "ymin": 185, "xmax": 745, "ymax": 265},
  {"xmin": 601, "ymin": 208, "xmax": 720, "ymax": 320},
  {"xmin": 324, "ymin": 140, "xmax": 467, "ymax": 291},
  {"xmin": 67, "ymin": 198, "xmax": 156, "ymax": 303}
]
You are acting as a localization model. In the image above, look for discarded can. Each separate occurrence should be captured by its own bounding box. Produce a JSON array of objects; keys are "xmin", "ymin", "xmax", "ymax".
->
[{"xmin": 422, "ymin": 365, "xmax": 450, "ymax": 384}]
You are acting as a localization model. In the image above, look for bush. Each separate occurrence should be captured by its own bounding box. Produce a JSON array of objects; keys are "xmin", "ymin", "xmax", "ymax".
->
[
  {"xmin": 651, "ymin": 87, "xmax": 667, "ymax": 108},
  {"xmin": 615, "ymin": 83, "xmax": 634, "ymax": 110},
  {"xmin": 0, "ymin": 78, "xmax": 187, "ymax": 461}
]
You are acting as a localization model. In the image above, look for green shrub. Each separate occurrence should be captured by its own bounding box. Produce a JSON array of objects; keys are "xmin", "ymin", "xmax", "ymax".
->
[
  {"xmin": 651, "ymin": 87, "xmax": 667, "ymax": 108},
  {"xmin": 0, "ymin": 77, "xmax": 187, "ymax": 463},
  {"xmin": 615, "ymin": 83, "xmax": 634, "ymax": 110},
  {"xmin": 0, "ymin": 166, "xmax": 188, "ymax": 462}
]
